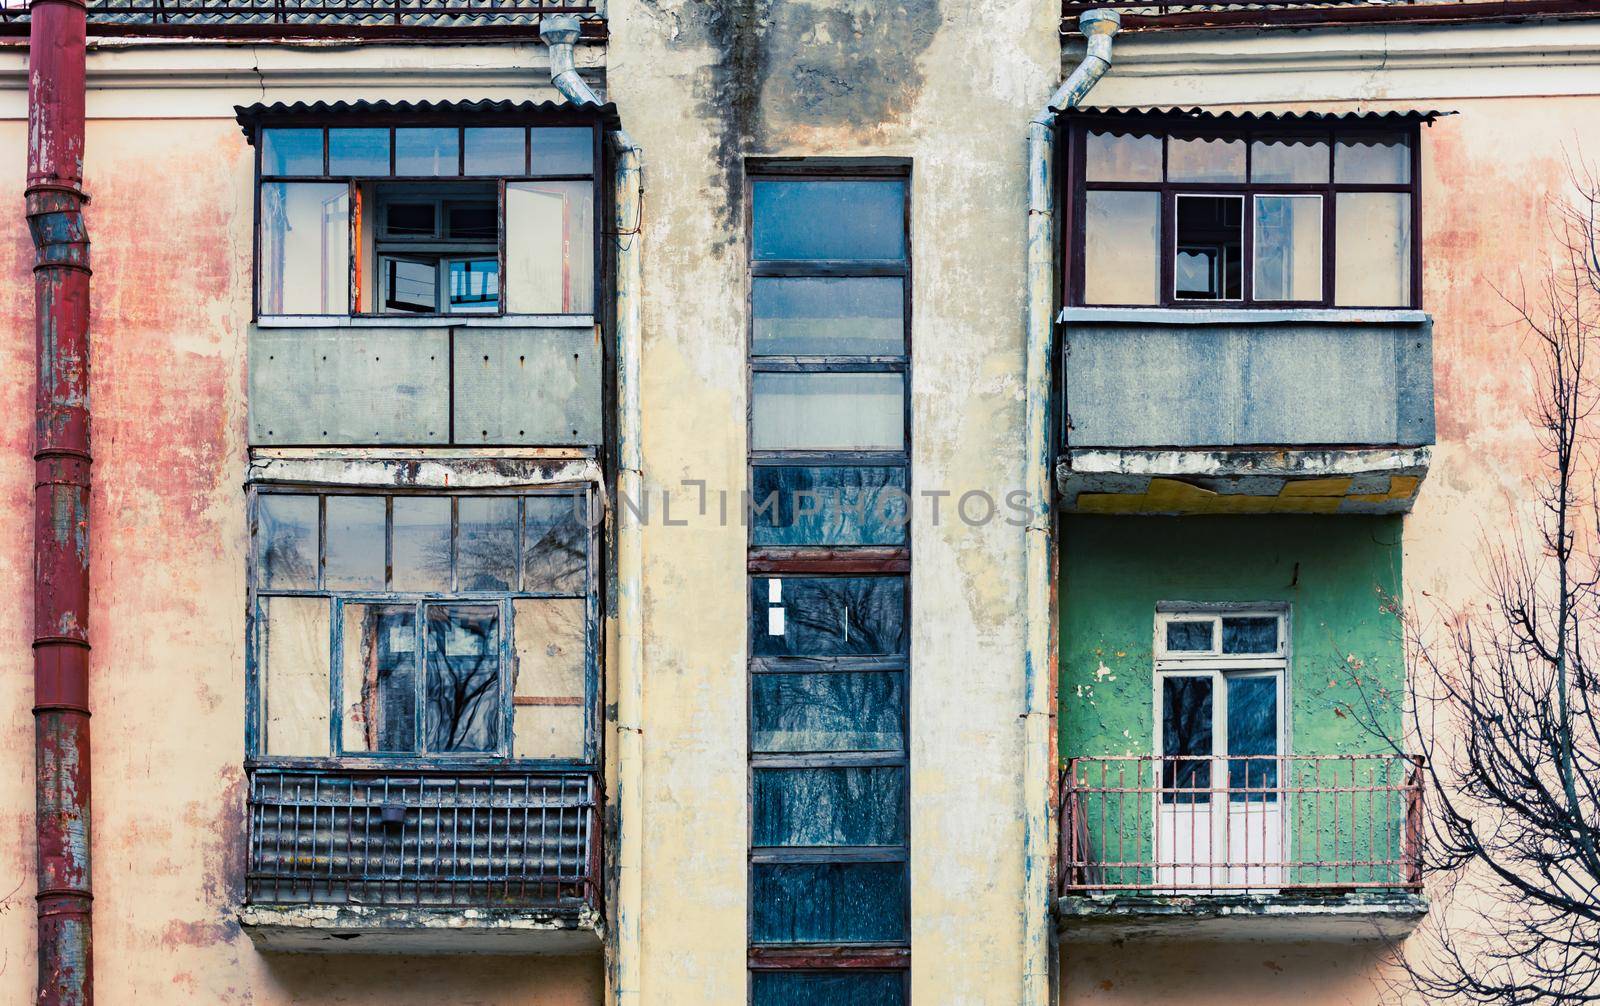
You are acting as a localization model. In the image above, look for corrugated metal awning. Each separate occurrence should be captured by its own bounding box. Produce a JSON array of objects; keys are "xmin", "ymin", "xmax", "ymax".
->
[
  {"xmin": 1064, "ymin": 106, "xmax": 1454, "ymax": 126},
  {"xmin": 234, "ymin": 98, "xmax": 621, "ymax": 139}
]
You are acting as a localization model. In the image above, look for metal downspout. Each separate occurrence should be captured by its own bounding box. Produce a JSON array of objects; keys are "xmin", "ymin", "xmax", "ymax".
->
[
  {"xmin": 540, "ymin": 16, "xmax": 643, "ymax": 1006},
  {"xmin": 1023, "ymin": 11, "xmax": 1118, "ymax": 1006},
  {"xmin": 27, "ymin": 0, "xmax": 93, "ymax": 1004}
]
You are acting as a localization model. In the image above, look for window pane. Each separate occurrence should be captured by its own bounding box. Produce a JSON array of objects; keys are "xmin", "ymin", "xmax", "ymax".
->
[
  {"xmin": 752, "ymin": 576, "xmax": 907, "ymax": 658},
  {"xmin": 1162, "ymin": 675, "xmax": 1213, "ymax": 802},
  {"xmin": 464, "ymin": 127, "xmax": 525, "ymax": 175},
  {"xmin": 341, "ymin": 603, "xmax": 417, "ymax": 753},
  {"xmin": 424, "ymin": 605, "xmax": 502, "ymax": 752},
  {"xmin": 1165, "ymin": 620, "xmax": 1212, "ymax": 652},
  {"xmin": 530, "ymin": 127, "xmax": 594, "ymax": 175},
  {"xmin": 752, "ymin": 972, "xmax": 906, "ymax": 1006},
  {"xmin": 258, "ymin": 182, "xmax": 349, "ymax": 315},
  {"xmin": 324, "ymin": 496, "xmax": 386, "ymax": 590},
  {"xmin": 1253, "ymin": 195, "xmax": 1323, "ymax": 302},
  {"xmin": 1335, "ymin": 134, "xmax": 1410, "ymax": 184},
  {"xmin": 328, "ymin": 128, "xmax": 389, "ymax": 175},
  {"xmin": 505, "ymin": 180, "xmax": 596, "ymax": 314},
  {"xmin": 458, "ymin": 497, "xmax": 517, "ymax": 590},
  {"xmin": 1335, "ymin": 192, "xmax": 1411, "ymax": 307},
  {"xmin": 753, "ymin": 767, "xmax": 906, "ymax": 846},
  {"xmin": 381, "ymin": 255, "xmax": 437, "ymax": 313},
  {"xmin": 751, "ymin": 672, "xmax": 905, "ymax": 752},
  {"xmin": 1221, "ymin": 616, "xmax": 1279, "ymax": 654},
  {"xmin": 256, "ymin": 493, "xmax": 318, "ymax": 589},
  {"xmin": 1085, "ymin": 129, "xmax": 1163, "ymax": 182},
  {"xmin": 752, "ymin": 277, "xmax": 904, "ymax": 357},
  {"xmin": 447, "ymin": 258, "xmax": 500, "ymax": 314},
  {"xmin": 385, "ymin": 202, "xmax": 437, "ymax": 237},
  {"xmin": 751, "ymin": 372, "xmax": 905, "ymax": 451},
  {"xmin": 512, "ymin": 598, "xmax": 586, "ymax": 760},
  {"xmin": 1252, "ymin": 137, "xmax": 1329, "ymax": 183},
  {"xmin": 391, "ymin": 497, "xmax": 450, "ymax": 592},
  {"xmin": 1226, "ymin": 675, "xmax": 1279, "ymax": 800},
  {"xmin": 1168, "ymin": 135, "xmax": 1246, "ymax": 183},
  {"xmin": 395, "ymin": 128, "xmax": 459, "ymax": 176},
  {"xmin": 261, "ymin": 596, "xmax": 330, "ymax": 756},
  {"xmin": 752, "ymin": 180, "xmax": 906, "ymax": 261},
  {"xmin": 1175, "ymin": 195, "xmax": 1243, "ymax": 301},
  {"xmin": 523, "ymin": 495, "xmax": 589, "ymax": 595},
  {"xmin": 749, "ymin": 465, "xmax": 908, "ymax": 547},
  {"xmin": 1083, "ymin": 190, "xmax": 1159, "ymax": 306},
  {"xmin": 261, "ymin": 128, "xmax": 322, "ymax": 175},
  {"xmin": 750, "ymin": 861, "xmax": 908, "ymax": 943}
]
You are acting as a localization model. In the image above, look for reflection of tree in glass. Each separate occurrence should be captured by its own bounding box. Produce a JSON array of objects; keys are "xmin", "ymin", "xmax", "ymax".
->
[
  {"xmin": 259, "ymin": 508, "xmax": 315, "ymax": 586},
  {"xmin": 353, "ymin": 606, "xmax": 416, "ymax": 751},
  {"xmin": 761, "ymin": 674, "xmax": 901, "ymax": 751},
  {"xmin": 524, "ymin": 496, "xmax": 588, "ymax": 593},
  {"xmin": 425, "ymin": 607, "xmax": 500, "ymax": 751},
  {"xmin": 758, "ymin": 577, "xmax": 905, "ymax": 657},
  {"xmin": 458, "ymin": 499, "xmax": 517, "ymax": 590}
]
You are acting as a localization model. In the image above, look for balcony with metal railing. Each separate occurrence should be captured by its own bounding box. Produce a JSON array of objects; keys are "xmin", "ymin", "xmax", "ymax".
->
[{"xmin": 1057, "ymin": 754, "xmax": 1428, "ymax": 941}]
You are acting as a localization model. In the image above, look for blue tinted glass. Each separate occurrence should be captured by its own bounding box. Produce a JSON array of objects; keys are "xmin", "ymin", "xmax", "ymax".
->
[
  {"xmin": 1222, "ymin": 616, "xmax": 1278, "ymax": 654},
  {"xmin": 750, "ymin": 466, "xmax": 908, "ymax": 547},
  {"xmin": 1227, "ymin": 675, "xmax": 1279, "ymax": 801},
  {"xmin": 752, "ymin": 577, "xmax": 906, "ymax": 658},
  {"xmin": 530, "ymin": 127, "xmax": 594, "ymax": 175},
  {"xmin": 749, "ymin": 861, "xmax": 908, "ymax": 943},
  {"xmin": 1165, "ymin": 619, "xmax": 1212, "ymax": 652},
  {"xmin": 753, "ymin": 767, "xmax": 906, "ymax": 847},
  {"xmin": 396, "ymin": 128, "xmax": 460, "ymax": 176},
  {"xmin": 752, "ymin": 277, "xmax": 905, "ymax": 356},
  {"xmin": 523, "ymin": 494, "xmax": 589, "ymax": 595},
  {"xmin": 1161, "ymin": 675, "xmax": 1212, "ymax": 804},
  {"xmin": 457, "ymin": 497, "xmax": 516, "ymax": 590},
  {"xmin": 752, "ymin": 972, "xmax": 906, "ymax": 1006},
  {"xmin": 261, "ymin": 128, "xmax": 323, "ymax": 175},
  {"xmin": 448, "ymin": 258, "xmax": 500, "ymax": 314},
  {"xmin": 256, "ymin": 493, "xmax": 318, "ymax": 590},
  {"xmin": 751, "ymin": 672, "xmax": 904, "ymax": 753},
  {"xmin": 328, "ymin": 128, "xmax": 390, "ymax": 175},
  {"xmin": 752, "ymin": 180, "xmax": 906, "ymax": 261},
  {"xmin": 464, "ymin": 127, "xmax": 525, "ymax": 175},
  {"xmin": 424, "ymin": 604, "xmax": 501, "ymax": 752}
]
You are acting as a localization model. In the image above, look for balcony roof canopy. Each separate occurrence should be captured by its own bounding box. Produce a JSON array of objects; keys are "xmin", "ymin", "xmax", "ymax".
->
[
  {"xmin": 235, "ymin": 98, "xmax": 621, "ymax": 139},
  {"xmin": 1064, "ymin": 106, "xmax": 1453, "ymax": 128}
]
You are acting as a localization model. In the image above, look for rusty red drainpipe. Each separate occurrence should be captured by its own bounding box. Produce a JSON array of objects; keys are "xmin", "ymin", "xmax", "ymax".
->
[{"xmin": 26, "ymin": 0, "xmax": 93, "ymax": 1003}]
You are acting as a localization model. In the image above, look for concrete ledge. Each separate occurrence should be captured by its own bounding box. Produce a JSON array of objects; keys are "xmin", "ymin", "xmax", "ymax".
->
[
  {"xmin": 239, "ymin": 903, "xmax": 603, "ymax": 955},
  {"xmin": 1056, "ymin": 890, "xmax": 1429, "ymax": 943}
]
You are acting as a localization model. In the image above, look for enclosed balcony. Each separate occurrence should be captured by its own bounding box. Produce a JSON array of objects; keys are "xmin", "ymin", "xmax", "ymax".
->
[{"xmin": 1057, "ymin": 754, "xmax": 1428, "ymax": 942}]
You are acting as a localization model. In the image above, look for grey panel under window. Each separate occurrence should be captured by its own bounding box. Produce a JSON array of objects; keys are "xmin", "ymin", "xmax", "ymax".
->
[
  {"xmin": 256, "ymin": 493, "xmax": 318, "ymax": 589},
  {"xmin": 751, "ymin": 672, "xmax": 905, "ymax": 753},
  {"xmin": 452, "ymin": 328, "xmax": 602, "ymax": 446},
  {"xmin": 751, "ymin": 180, "xmax": 906, "ymax": 261},
  {"xmin": 391, "ymin": 496, "xmax": 451, "ymax": 592},
  {"xmin": 753, "ymin": 767, "xmax": 906, "ymax": 847},
  {"xmin": 752, "ymin": 577, "xmax": 907, "ymax": 658},
  {"xmin": 750, "ymin": 861, "xmax": 908, "ymax": 944},
  {"xmin": 424, "ymin": 605, "xmax": 501, "ymax": 752},
  {"xmin": 749, "ymin": 466, "xmax": 908, "ymax": 547},
  {"xmin": 458, "ymin": 497, "xmax": 517, "ymax": 591},
  {"xmin": 751, "ymin": 372, "xmax": 905, "ymax": 451},
  {"xmin": 324, "ymin": 496, "xmax": 386, "ymax": 590},
  {"xmin": 751, "ymin": 972, "xmax": 906, "ymax": 1006},
  {"xmin": 523, "ymin": 495, "xmax": 589, "ymax": 594},
  {"xmin": 752, "ymin": 277, "xmax": 904, "ymax": 357}
]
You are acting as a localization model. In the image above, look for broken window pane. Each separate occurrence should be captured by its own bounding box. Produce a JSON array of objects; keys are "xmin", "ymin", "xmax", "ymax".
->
[
  {"xmin": 752, "ymin": 576, "xmax": 907, "ymax": 658},
  {"xmin": 523, "ymin": 495, "xmax": 589, "ymax": 595},
  {"xmin": 1085, "ymin": 129, "xmax": 1163, "ymax": 182},
  {"xmin": 751, "ymin": 372, "xmax": 905, "ymax": 451},
  {"xmin": 425, "ymin": 605, "xmax": 501, "ymax": 752},
  {"xmin": 1335, "ymin": 134, "xmax": 1410, "ymax": 184},
  {"xmin": 1165, "ymin": 619, "xmax": 1213, "ymax": 652},
  {"xmin": 512, "ymin": 598, "xmax": 587, "ymax": 760},
  {"xmin": 752, "ymin": 767, "xmax": 906, "ymax": 846},
  {"xmin": 261, "ymin": 128, "xmax": 323, "ymax": 175},
  {"xmin": 341, "ymin": 603, "xmax": 417, "ymax": 753},
  {"xmin": 391, "ymin": 496, "xmax": 451, "ymax": 593},
  {"xmin": 530, "ymin": 127, "xmax": 594, "ymax": 176},
  {"xmin": 324, "ymin": 496, "xmax": 386, "ymax": 590},
  {"xmin": 458, "ymin": 497, "xmax": 517, "ymax": 591},
  {"xmin": 1083, "ymin": 190, "xmax": 1159, "ymax": 306},
  {"xmin": 258, "ymin": 182, "xmax": 349, "ymax": 315},
  {"xmin": 749, "ymin": 861, "xmax": 908, "ymax": 943},
  {"xmin": 1175, "ymin": 195, "xmax": 1244, "ymax": 301},
  {"xmin": 749, "ymin": 465, "xmax": 908, "ymax": 547},
  {"xmin": 395, "ymin": 128, "xmax": 459, "ymax": 176},
  {"xmin": 260, "ymin": 596, "xmax": 331, "ymax": 756},
  {"xmin": 447, "ymin": 258, "xmax": 500, "ymax": 314},
  {"xmin": 1162, "ymin": 675, "xmax": 1213, "ymax": 803},
  {"xmin": 751, "ymin": 672, "xmax": 905, "ymax": 753},
  {"xmin": 1251, "ymin": 136, "xmax": 1329, "ymax": 184},
  {"xmin": 328, "ymin": 128, "xmax": 389, "ymax": 175},
  {"xmin": 463, "ymin": 127, "xmax": 525, "ymax": 175},
  {"xmin": 1168, "ymin": 135, "xmax": 1246, "ymax": 183},
  {"xmin": 752, "ymin": 277, "xmax": 904, "ymax": 357},
  {"xmin": 256, "ymin": 493, "xmax": 318, "ymax": 589},
  {"xmin": 1335, "ymin": 192, "xmax": 1412, "ymax": 307},
  {"xmin": 1221, "ymin": 616, "xmax": 1279, "ymax": 654},
  {"xmin": 751, "ymin": 180, "xmax": 907, "ymax": 261},
  {"xmin": 752, "ymin": 972, "xmax": 906, "ymax": 1006},
  {"xmin": 505, "ymin": 180, "xmax": 596, "ymax": 314},
  {"xmin": 1253, "ymin": 195, "xmax": 1323, "ymax": 302}
]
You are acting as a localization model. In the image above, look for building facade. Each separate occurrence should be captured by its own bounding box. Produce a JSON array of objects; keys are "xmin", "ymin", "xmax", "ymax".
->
[{"xmin": 0, "ymin": 1, "xmax": 1594, "ymax": 1004}]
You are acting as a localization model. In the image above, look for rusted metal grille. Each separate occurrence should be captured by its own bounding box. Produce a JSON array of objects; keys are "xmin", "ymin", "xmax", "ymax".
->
[
  {"xmin": 1061, "ymin": 0, "xmax": 1598, "ymax": 32},
  {"xmin": 0, "ymin": 0, "xmax": 603, "ymax": 39},
  {"xmin": 246, "ymin": 766, "xmax": 599, "ymax": 908},
  {"xmin": 1059, "ymin": 754, "xmax": 1424, "ymax": 893}
]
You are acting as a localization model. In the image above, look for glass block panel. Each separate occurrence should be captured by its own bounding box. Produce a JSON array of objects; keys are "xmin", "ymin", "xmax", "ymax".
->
[
  {"xmin": 1335, "ymin": 192, "xmax": 1412, "ymax": 307},
  {"xmin": 505, "ymin": 180, "xmax": 596, "ymax": 314},
  {"xmin": 530, "ymin": 127, "xmax": 595, "ymax": 175},
  {"xmin": 750, "ymin": 372, "xmax": 905, "ymax": 451},
  {"xmin": 749, "ymin": 861, "xmax": 908, "ymax": 944},
  {"xmin": 1083, "ymin": 190, "xmax": 1159, "ymax": 306},
  {"xmin": 1221, "ymin": 616, "xmax": 1279, "ymax": 654},
  {"xmin": 424, "ymin": 604, "xmax": 501, "ymax": 752},
  {"xmin": 1253, "ymin": 195, "xmax": 1323, "ymax": 302},
  {"xmin": 1165, "ymin": 619, "xmax": 1213, "ymax": 652},
  {"xmin": 753, "ymin": 767, "xmax": 906, "ymax": 846},
  {"xmin": 751, "ymin": 972, "xmax": 905, "ymax": 1006},
  {"xmin": 512, "ymin": 598, "xmax": 586, "ymax": 760},
  {"xmin": 749, "ymin": 465, "xmax": 908, "ymax": 547},
  {"xmin": 261, "ymin": 128, "xmax": 322, "ymax": 175},
  {"xmin": 328, "ymin": 128, "xmax": 389, "ymax": 175},
  {"xmin": 341, "ymin": 603, "xmax": 417, "ymax": 753},
  {"xmin": 1085, "ymin": 129, "xmax": 1163, "ymax": 182},
  {"xmin": 260, "ymin": 596, "xmax": 330, "ymax": 756},
  {"xmin": 752, "ymin": 576, "xmax": 907, "ymax": 658},
  {"xmin": 324, "ymin": 496, "xmax": 386, "ymax": 590},
  {"xmin": 256, "ymin": 493, "xmax": 318, "ymax": 589},
  {"xmin": 752, "ymin": 180, "xmax": 906, "ymax": 261},
  {"xmin": 1168, "ymin": 135, "xmax": 1246, "ymax": 182},
  {"xmin": 1251, "ymin": 137, "xmax": 1329, "ymax": 183},
  {"xmin": 752, "ymin": 277, "xmax": 904, "ymax": 357},
  {"xmin": 523, "ymin": 495, "xmax": 589, "ymax": 595},
  {"xmin": 751, "ymin": 672, "xmax": 905, "ymax": 752},
  {"xmin": 391, "ymin": 496, "xmax": 450, "ymax": 592},
  {"xmin": 464, "ymin": 127, "xmax": 525, "ymax": 175},
  {"xmin": 1335, "ymin": 133, "xmax": 1410, "ymax": 184},
  {"xmin": 258, "ymin": 182, "xmax": 349, "ymax": 315},
  {"xmin": 395, "ymin": 127, "xmax": 459, "ymax": 176},
  {"xmin": 458, "ymin": 497, "xmax": 518, "ymax": 590}
]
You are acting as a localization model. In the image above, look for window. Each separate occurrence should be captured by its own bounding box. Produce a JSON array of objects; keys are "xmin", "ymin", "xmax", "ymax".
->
[
  {"xmin": 249, "ymin": 487, "xmax": 597, "ymax": 763},
  {"xmin": 1067, "ymin": 113, "xmax": 1424, "ymax": 309},
  {"xmin": 254, "ymin": 122, "xmax": 599, "ymax": 319}
]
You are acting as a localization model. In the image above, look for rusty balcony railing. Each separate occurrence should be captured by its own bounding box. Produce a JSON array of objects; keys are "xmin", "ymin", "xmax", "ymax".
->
[
  {"xmin": 0, "ymin": 0, "xmax": 604, "ymax": 39},
  {"xmin": 1059, "ymin": 754, "xmax": 1424, "ymax": 894},
  {"xmin": 246, "ymin": 765, "xmax": 600, "ymax": 910}
]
